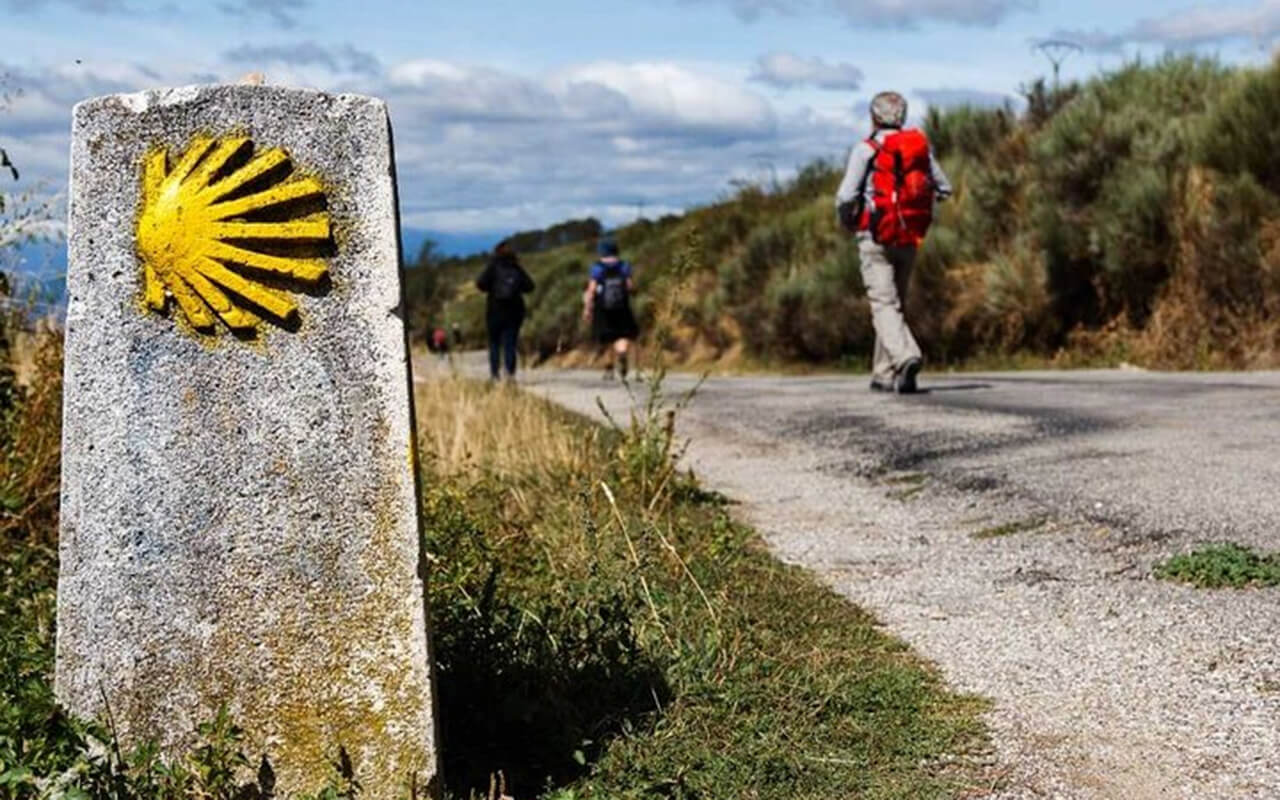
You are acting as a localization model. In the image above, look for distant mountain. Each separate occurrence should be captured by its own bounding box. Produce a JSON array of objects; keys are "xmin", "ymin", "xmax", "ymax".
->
[
  {"xmin": 0, "ymin": 228, "xmax": 500, "ymax": 309},
  {"xmin": 2, "ymin": 238, "xmax": 67, "ymax": 309},
  {"xmin": 3, "ymin": 238, "xmax": 66, "ymax": 280},
  {"xmin": 401, "ymin": 228, "xmax": 502, "ymax": 261}
]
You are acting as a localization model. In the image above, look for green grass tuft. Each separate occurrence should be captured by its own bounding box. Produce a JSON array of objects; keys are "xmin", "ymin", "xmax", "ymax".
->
[{"xmin": 1154, "ymin": 543, "xmax": 1280, "ymax": 589}]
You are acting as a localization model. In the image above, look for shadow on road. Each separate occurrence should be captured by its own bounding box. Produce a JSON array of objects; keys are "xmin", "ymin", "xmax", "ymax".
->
[{"xmin": 914, "ymin": 383, "xmax": 994, "ymax": 394}]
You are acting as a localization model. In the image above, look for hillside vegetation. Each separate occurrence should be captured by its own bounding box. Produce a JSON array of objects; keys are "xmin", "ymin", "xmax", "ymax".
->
[{"xmin": 409, "ymin": 56, "xmax": 1280, "ymax": 371}]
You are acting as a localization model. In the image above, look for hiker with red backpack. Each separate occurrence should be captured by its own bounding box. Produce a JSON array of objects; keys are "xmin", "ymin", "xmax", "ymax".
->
[{"xmin": 836, "ymin": 91, "xmax": 951, "ymax": 394}]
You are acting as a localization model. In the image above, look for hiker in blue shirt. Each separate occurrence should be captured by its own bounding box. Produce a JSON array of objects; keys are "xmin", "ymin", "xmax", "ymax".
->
[{"xmin": 582, "ymin": 239, "xmax": 639, "ymax": 380}]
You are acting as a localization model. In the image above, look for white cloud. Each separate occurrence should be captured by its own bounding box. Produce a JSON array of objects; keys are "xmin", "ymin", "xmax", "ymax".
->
[
  {"xmin": 1, "ymin": 54, "xmax": 857, "ymax": 237},
  {"xmin": 222, "ymin": 42, "xmax": 381, "ymax": 76},
  {"xmin": 216, "ymin": 0, "xmax": 309, "ymax": 28},
  {"xmin": 1129, "ymin": 1, "xmax": 1280, "ymax": 47},
  {"xmin": 1055, "ymin": 1, "xmax": 1280, "ymax": 52},
  {"xmin": 388, "ymin": 60, "xmax": 469, "ymax": 84},
  {"xmin": 684, "ymin": 0, "xmax": 1036, "ymax": 27},
  {"xmin": 1044, "ymin": 29, "xmax": 1126, "ymax": 55},
  {"xmin": 914, "ymin": 87, "xmax": 1016, "ymax": 109},
  {"xmin": 750, "ymin": 52, "xmax": 864, "ymax": 91},
  {"xmin": 2, "ymin": 0, "xmax": 126, "ymax": 13},
  {"xmin": 388, "ymin": 60, "xmax": 563, "ymax": 123},
  {"xmin": 550, "ymin": 62, "xmax": 778, "ymax": 137}
]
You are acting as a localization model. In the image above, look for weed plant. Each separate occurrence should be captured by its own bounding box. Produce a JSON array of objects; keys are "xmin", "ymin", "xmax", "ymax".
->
[{"xmin": 1154, "ymin": 543, "xmax": 1280, "ymax": 589}]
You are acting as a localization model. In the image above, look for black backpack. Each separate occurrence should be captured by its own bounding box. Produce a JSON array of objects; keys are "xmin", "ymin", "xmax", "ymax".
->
[
  {"xmin": 599, "ymin": 262, "xmax": 629, "ymax": 311},
  {"xmin": 491, "ymin": 261, "xmax": 524, "ymax": 301}
]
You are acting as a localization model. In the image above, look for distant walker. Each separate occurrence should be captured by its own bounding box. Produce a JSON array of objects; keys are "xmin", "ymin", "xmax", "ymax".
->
[
  {"xmin": 476, "ymin": 239, "xmax": 536, "ymax": 381},
  {"xmin": 583, "ymin": 239, "xmax": 640, "ymax": 381}
]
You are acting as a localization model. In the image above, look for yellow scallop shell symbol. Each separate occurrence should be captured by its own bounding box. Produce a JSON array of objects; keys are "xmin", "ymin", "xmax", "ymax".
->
[{"xmin": 136, "ymin": 135, "xmax": 331, "ymax": 333}]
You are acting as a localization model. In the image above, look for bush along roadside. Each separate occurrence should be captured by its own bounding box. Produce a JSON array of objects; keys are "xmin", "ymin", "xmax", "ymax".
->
[{"xmin": 417, "ymin": 373, "xmax": 994, "ymax": 799}]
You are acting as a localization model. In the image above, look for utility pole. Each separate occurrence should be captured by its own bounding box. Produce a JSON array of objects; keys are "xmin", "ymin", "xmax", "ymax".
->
[{"xmin": 1033, "ymin": 39, "xmax": 1082, "ymax": 90}]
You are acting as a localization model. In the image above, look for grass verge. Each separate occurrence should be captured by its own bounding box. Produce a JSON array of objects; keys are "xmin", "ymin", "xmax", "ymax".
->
[
  {"xmin": 0, "ymin": 329, "xmax": 992, "ymax": 798},
  {"xmin": 417, "ymin": 375, "xmax": 993, "ymax": 799},
  {"xmin": 1154, "ymin": 543, "xmax": 1280, "ymax": 589}
]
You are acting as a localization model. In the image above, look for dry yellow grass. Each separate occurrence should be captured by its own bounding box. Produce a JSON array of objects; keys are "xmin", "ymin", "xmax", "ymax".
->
[
  {"xmin": 0, "ymin": 326, "xmax": 62, "ymax": 547},
  {"xmin": 414, "ymin": 374, "xmax": 599, "ymax": 478},
  {"xmin": 5, "ymin": 316, "xmax": 59, "ymax": 388}
]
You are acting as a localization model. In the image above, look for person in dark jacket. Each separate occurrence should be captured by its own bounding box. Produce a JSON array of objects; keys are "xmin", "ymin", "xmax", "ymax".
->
[{"xmin": 475, "ymin": 239, "xmax": 535, "ymax": 381}]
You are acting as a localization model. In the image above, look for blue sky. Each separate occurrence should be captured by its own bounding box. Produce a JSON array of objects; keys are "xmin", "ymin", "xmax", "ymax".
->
[{"xmin": 3, "ymin": 0, "xmax": 1277, "ymax": 247}]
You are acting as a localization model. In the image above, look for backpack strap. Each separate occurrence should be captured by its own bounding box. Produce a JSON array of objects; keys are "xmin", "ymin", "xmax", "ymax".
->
[
  {"xmin": 857, "ymin": 137, "xmax": 880, "ymax": 195},
  {"xmin": 851, "ymin": 137, "xmax": 882, "ymax": 231}
]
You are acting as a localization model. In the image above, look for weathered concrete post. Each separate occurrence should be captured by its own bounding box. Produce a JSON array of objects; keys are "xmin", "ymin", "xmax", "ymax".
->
[{"xmin": 56, "ymin": 85, "xmax": 438, "ymax": 796}]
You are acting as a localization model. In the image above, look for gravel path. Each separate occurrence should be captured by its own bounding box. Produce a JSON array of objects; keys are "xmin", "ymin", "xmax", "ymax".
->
[{"xmin": 508, "ymin": 365, "xmax": 1280, "ymax": 799}]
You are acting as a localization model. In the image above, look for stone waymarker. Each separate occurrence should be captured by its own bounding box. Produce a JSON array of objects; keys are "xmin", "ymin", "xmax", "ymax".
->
[{"xmin": 55, "ymin": 85, "xmax": 438, "ymax": 796}]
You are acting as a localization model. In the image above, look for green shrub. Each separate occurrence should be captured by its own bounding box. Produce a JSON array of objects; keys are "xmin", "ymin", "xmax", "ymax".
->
[
  {"xmin": 926, "ymin": 105, "xmax": 1016, "ymax": 162},
  {"xmin": 1030, "ymin": 56, "xmax": 1232, "ymax": 328},
  {"xmin": 724, "ymin": 221, "xmax": 792, "ymax": 307},
  {"xmin": 1018, "ymin": 78, "xmax": 1081, "ymax": 130},
  {"xmin": 1197, "ymin": 56, "xmax": 1280, "ymax": 194},
  {"xmin": 962, "ymin": 161, "xmax": 1023, "ymax": 253},
  {"xmin": 786, "ymin": 159, "xmax": 841, "ymax": 204},
  {"xmin": 754, "ymin": 243, "xmax": 872, "ymax": 362},
  {"xmin": 982, "ymin": 237, "xmax": 1055, "ymax": 349},
  {"xmin": 523, "ymin": 258, "xmax": 590, "ymax": 362},
  {"xmin": 1093, "ymin": 161, "xmax": 1175, "ymax": 322}
]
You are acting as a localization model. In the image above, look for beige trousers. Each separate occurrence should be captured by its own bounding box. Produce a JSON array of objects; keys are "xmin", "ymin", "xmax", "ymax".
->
[{"xmin": 858, "ymin": 238, "xmax": 921, "ymax": 383}]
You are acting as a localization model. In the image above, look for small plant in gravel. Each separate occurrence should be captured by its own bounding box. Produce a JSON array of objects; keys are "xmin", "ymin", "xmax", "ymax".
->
[
  {"xmin": 1154, "ymin": 543, "xmax": 1280, "ymax": 589},
  {"xmin": 972, "ymin": 516, "xmax": 1050, "ymax": 540}
]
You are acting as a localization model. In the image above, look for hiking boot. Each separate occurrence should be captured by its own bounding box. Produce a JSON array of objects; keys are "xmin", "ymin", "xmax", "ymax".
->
[
  {"xmin": 894, "ymin": 358, "xmax": 922, "ymax": 395},
  {"xmin": 869, "ymin": 378, "xmax": 893, "ymax": 392}
]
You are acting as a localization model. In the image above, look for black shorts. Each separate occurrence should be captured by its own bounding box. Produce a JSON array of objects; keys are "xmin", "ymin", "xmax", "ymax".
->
[{"xmin": 593, "ymin": 306, "xmax": 639, "ymax": 344}]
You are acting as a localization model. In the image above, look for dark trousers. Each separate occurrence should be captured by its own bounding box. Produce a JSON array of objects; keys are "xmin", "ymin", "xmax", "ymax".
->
[{"xmin": 487, "ymin": 319, "xmax": 521, "ymax": 378}]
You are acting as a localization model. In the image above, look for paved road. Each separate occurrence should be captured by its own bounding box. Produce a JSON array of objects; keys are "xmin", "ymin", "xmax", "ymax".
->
[{"xmin": 512, "ymin": 366, "xmax": 1280, "ymax": 799}]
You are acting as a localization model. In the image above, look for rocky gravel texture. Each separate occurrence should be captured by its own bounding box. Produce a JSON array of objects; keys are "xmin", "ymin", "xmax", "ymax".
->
[{"xmin": 520, "ymin": 366, "xmax": 1280, "ymax": 799}]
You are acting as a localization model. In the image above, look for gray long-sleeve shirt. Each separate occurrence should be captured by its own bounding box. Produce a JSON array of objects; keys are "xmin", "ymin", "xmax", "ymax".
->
[{"xmin": 834, "ymin": 127, "xmax": 952, "ymax": 233}]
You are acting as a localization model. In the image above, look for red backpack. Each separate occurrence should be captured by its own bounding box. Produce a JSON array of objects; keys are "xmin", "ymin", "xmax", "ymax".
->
[{"xmin": 858, "ymin": 128, "xmax": 936, "ymax": 248}]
